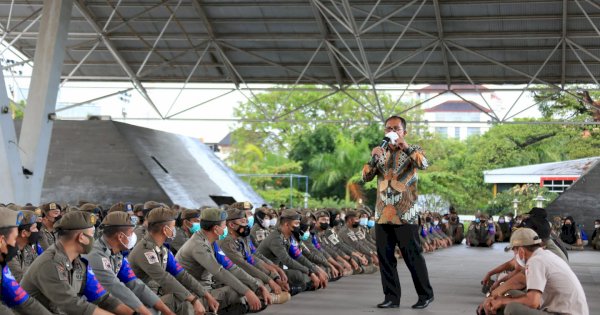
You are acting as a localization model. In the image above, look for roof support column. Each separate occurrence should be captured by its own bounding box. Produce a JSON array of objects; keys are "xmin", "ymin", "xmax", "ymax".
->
[
  {"xmin": 18, "ymin": 0, "xmax": 73, "ymax": 204},
  {"xmin": 0, "ymin": 64, "xmax": 25, "ymax": 203}
]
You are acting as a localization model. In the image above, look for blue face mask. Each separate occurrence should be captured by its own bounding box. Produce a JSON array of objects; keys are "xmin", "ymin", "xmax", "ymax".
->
[
  {"xmin": 190, "ymin": 222, "xmax": 200, "ymax": 234},
  {"xmin": 300, "ymin": 231, "xmax": 310, "ymax": 241},
  {"xmin": 359, "ymin": 218, "xmax": 368, "ymax": 226},
  {"xmin": 475, "ymin": 218, "xmax": 481, "ymax": 223},
  {"xmin": 247, "ymin": 216, "xmax": 255, "ymax": 229},
  {"xmin": 219, "ymin": 226, "xmax": 228, "ymax": 240},
  {"xmin": 367, "ymin": 220, "xmax": 375, "ymax": 228}
]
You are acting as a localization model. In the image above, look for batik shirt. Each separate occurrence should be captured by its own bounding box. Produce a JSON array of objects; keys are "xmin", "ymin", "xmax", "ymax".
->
[{"xmin": 362, "ymin": 144, "xmax": 428, "ymax": 225}]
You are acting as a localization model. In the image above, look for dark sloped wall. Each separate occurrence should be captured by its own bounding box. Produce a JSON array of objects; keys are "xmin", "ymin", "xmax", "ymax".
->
[{"xmin": 546, "ymin": 159, "xmax": 600, "ymax": 238}]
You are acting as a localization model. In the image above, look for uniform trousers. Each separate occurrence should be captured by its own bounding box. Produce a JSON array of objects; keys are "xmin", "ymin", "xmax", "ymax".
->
[{"xmin": 376, "ymin": 223, "xmax": 433, "ymax": 304}]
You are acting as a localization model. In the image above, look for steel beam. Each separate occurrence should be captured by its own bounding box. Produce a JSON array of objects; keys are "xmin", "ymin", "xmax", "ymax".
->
[
  {"xmin": 310, "ymin": 1, "xmax": 344, "ymax": 86},
  {"xmin": 18, "ymin": 0, "xmax": 73, "ymax": 204},
  {"xmin": 74, "ymin": 0, "xmax": 163, "ymax": 118}
]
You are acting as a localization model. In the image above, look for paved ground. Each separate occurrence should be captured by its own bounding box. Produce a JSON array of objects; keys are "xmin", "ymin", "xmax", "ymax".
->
[{"xmin": 262, "ymin": 243, "xmax": 599, "ymax": 314}]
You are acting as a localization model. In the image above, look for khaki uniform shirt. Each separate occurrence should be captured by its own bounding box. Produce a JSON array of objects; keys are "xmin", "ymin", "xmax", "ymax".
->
[
  {"xmin": 525, "ymin": 248, "xmax": 588, "ymax": 315},
  {"xmin": 257, "ymin": 229, "xmax": 317, "ymax": 275},
  {"xmin": 8, "ymin": 243, "xmax": 40, "ymax": 282},
  {"xmin": 170, "ymin": 227, "xmax": 191, "ymax": 255},
  {"xmin": 38, "ymin": 224, "xmax": 57, "ymax": 251},
  {"xmin": 1, "ymin": 263, "xmax": 52, "ymax": 315},
  {"xmin": 20, "ymin": 243, "xmax": 121, "ymax": 315},
  {"xmin": 250, "ymin": 224, "xmax": 270, "ymax": 247},
  {"xmin": 84, "ymin": 237, "xmax": 160, "ymax": 310},
  {"xmin": 218, "ymin": 235, "xmax": 273, "ymax": 285},
  {"xmin": 128, "ymin": 235, "xmax": 206, "ymax": 301},
  {"xmin": 362, "ymin": 145, "xmax": 428, "ymax": 225},
  {"xmin": 338, "ymin": 225, "xmax": 374, "ymax": 256},
  {"xmin": 175, "ymin": 231, "xmax": 258, "ymax": 295}
]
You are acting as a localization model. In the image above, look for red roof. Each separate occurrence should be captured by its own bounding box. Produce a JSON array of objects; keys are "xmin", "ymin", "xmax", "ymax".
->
[
  {"xmin": 425, "ymin": 100, "xmax": 491, "ymax": 113},
  {"xmin": 417, "ymin": 84, "xmax": 489, "ymax": 93}
]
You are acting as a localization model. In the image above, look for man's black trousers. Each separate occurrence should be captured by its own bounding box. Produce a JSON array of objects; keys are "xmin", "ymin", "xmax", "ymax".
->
[{"xmin": 375, "ymin": 223, "xmax": 433, "ymax": 304}]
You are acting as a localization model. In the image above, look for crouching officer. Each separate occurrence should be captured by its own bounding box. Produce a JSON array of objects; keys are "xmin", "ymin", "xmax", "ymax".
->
[
  {"xmin": 176, "ymin": 208, "xmax": 268, "ymax": 314},
  {"xmin": 21, "ymin": 210, "xmax": 133, "ymax": 315},
  {"xmin": 86, "ymin": 211, "xmax": 175, "ymax": 315},
  {"xmin": 257, "ymin": 209, "xmax": 329, "ymax": 294},
  {"xmin": 8, "ymin": 210, "xmax": 42, "ymax": 282},
  {"xmin": 128, "ymin": 207, "xmax": 218, "ymax": 315},
  {"xmin": 0, "ymin": 207, "xmax": 52, "ymax": 314}
]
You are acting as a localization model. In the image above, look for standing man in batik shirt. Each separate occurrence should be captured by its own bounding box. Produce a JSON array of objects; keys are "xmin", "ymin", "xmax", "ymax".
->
[{"xmin": 362, "ymin": 115, "xmax": 434, "ymax": 310}]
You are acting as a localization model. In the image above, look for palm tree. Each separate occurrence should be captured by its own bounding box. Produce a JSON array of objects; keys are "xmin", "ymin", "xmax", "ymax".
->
[{"xmin": 309, "ymin": 135, "xmax": 371, "ymax": 203}]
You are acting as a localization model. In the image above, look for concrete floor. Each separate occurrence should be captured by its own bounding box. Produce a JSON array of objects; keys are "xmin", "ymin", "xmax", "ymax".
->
[{"xmin": 262, "ymin": 243, "xmax": 599, "ymax": 314}]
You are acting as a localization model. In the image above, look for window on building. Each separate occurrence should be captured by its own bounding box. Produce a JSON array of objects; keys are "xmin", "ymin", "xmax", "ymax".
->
[
  {"xmin": 435, "ymin": 127, "xmax": 448, "ymax": 138},
  {"xmin": 542, "ymin": 179, "xmax": 575, "ymax": 193},
  {"xmin": 435, "ymin": 112, "xmax": 480, "ymax": 122},
  {"xmin": 454, "ymin": 127, "xmax": 461, "ymax": 139},
  {"xmin": 467, "ymin": 127, "xmax": 480, "ymax": 137}
]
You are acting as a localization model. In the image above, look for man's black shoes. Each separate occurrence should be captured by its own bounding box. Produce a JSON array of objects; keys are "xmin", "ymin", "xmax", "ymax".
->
[
  {"xmin": 411, "ymin": 296, "xmax": 434, "ymax": 309},
  {"xmin": 377, "ymin": 301, "xmax": 400, "ymax": 309}
]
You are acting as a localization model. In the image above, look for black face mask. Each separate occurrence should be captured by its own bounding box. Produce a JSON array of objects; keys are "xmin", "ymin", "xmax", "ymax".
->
[
  {"xmin": 236, "ymin": 225, "xmax": 251, "ymax": 237},
  {"xmin": 319, "ymin": 223, "xmax": 329, "ymax": 231},
  {"xmin": 331, "ymin": 219, "xmax": 340, "ymax": 227},
  {"xmin": 2, "ymin": 245, "xmax": 17, "ymax": 266},
  {"xmin": 425, "ymin": 217, "xmax": 431, "ymax": 223},
  {"xmin": 54, "ymin": 215, "xmax": 63, "ymax": 223},
  {"xmin": 352, "ymin": 222, "xmax": 359, "ymax": 228},
  {"xmin": 28, "ymin": 231, "xmax": 40, "ymax": 245},
  {"xmin": 291, "ymin": 225, "xmax": 302, "ymax": 240},
  {"xmin": 36, "ymin": 222, "xmax": 43, "ymax": 231}
]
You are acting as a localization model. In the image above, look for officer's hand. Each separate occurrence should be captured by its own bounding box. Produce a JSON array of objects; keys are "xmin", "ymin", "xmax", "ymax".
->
[
  {"xmin": 350, "ymin": 259, "xmax": 359, "ymax": 270},
  {"xmin": 276, "ymin": 278, "xmax": 290, "ymax": 292},
  {"xmin": 359, "ymin": 256, "xmax": 368, "ymax": 266},
  {"xmin": 488, "ymin": 297, "xmax": 504, "ymax": 314},
  {"xmin": 204, "ymin": 292, "xmax": 219, "ymax": 313},
  {"xmin": 259, "ymin": 286, "xmax": 272, "ymax": 305},
  {"xmin": 192, "ymin": 298, "xmax": 206, "ymax": 315},
  {"xmin": 268, "ymin": 279, "xmax": 282, "ymax": 295},
  {"xmin": 309, "ymin": 273, "xmax": 321, "ymax": 289},
  {"xmin": 371, "ymin": 254, "xmax": 379, "ymax": 266},
  {"xmin": 276, "ymin": 267, "xmax": 288, "ymax": 283},
  {"xmin": 245, "ymin": 290, "xmax": 262, "ymax": 311},
  {"xmin": 317, "ymin": 270, "xmax": 328, "ymax": 288},
  {"xmin": 329, "ymin": 265, "xmax": 339, "ymax": 279},
  {"xmin": 481, "ymin": 273, "xmax": 492, "ymax": 286},
  {"xmin": 371, "ymin": 147, "xmax": 384, "ymax": 159},
  {"xmin": 136, "ymin": 305, "xmax": 153, "ymax": 315}
]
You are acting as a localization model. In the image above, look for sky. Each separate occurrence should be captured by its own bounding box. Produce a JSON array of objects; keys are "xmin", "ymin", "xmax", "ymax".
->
[{"xmin": 2, "ymin": 41, "xmax": 542, "ymax": 144}]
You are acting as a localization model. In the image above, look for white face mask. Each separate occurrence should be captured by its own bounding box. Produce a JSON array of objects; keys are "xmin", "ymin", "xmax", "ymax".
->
[
  {"xmin": 515, "ymin": 251, "xmax": 526, "ymax": 268},
  {"xmin": 385, "ymin": 131, "xmax": 400, "ymax": 145},
  {"xmin": 271, "ymin": 218, "xmax": 277, "ymax": 226},
  {"xmin": 442, "ymin": 219, "xmax": 448, "ymax": 224},
  {"xmin": 595, "ymin": 224, "xmax": 600, "ymax": 229},
  {"xmin": 263, "ymin": 219, "xmax": 271, "ymax": 228},
  {"xmin": 433, "ymin": 220, "xmax": 439, "ymax": 226},
  {"xmin": 121, "ymin": 232, "xmax": 137, "ymax": 250}
]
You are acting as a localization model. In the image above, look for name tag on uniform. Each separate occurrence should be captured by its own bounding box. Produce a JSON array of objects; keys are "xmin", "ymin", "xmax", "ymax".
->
[
  {"xmin": 102, "ymin": 257, "xmax": 112, "ymax": 271},
  {"xmin": 348, "ymin": 231, "xmax": 358, "ymax": 242},
  {"xmin": 328, "ymin": 234, "xmax": 339, "ymax": 245},
  {"xmin": 356, "ymin": 230, "xmax": 366, "ymax": 239},
  {"xmin": 257, "ymin": 230, "xmax": 266, "ymax": 241},
  {"xmin": 144, "ymin": 252, "xmax": 159, "ymax": 264}
]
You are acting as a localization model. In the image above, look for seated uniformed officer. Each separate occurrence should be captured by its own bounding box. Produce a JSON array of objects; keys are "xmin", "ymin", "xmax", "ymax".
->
[
  {"xmin": 176, "ymin": 208, "xmax": 268, "ymax": 314},
  {"xmin": 21, "ymin": 210, "xmax": 132, "ymax": 315},
  {"xmin": 7, "ymin": 210, "xmax": 42, "ymax": 282},
  {"xmin": 338, "ymin": 210, "xmax": 379, "ymax": 273},
  {"xmin": 170, "ymin": 209, "xmax": 201, "ymax": 254},
  {"xmin": 86, "ymin": 211, "xmax": 175, "ymax": 315},
  {"xmin": 257, "ymin": 209, "xmax": 329, "ymax": 294},
  {"xmin": 298, "ymin": 212, "xmax": 343, "ymax": 280},
  {"xmin": 447, "ymin": 213, "xmax": 465, "ymax": 244},
  {"xmin": 591, "ymin": 219, "xmax": 600, "ymax": 250},
  {"xmin": 219, "ymin": 208, "xmax": 291, "ymax": 304},
  {"xmin": 128, "ymin": 207, "xmax": 218, "ymax": 315},
  {"xmin": 38, "ymin": 202, "xmax": 62, "ymax": 250},
  {"xmin": 313, "ymin": 210, "xmax": 356, "ymax": 276},
  {"xmin": 250, "ymin": 207, "xmax": 272, "ymax": 247},
  {"xmin": 0, "ymin": 207, "xmax": 52, "ymax": 315}
]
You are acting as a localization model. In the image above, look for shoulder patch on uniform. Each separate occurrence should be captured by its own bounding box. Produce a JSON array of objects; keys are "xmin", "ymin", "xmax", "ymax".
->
[
  {"xmin": 144, "ymin": 251, "xmax": 159, "ymax": 264},
  {"xmin": 101, "ymin": 257, "xmax": 112, "ymax": 270},
  {"xmin": 56, "ymin": 265, "xmax": 68, "ymax": 281}
]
